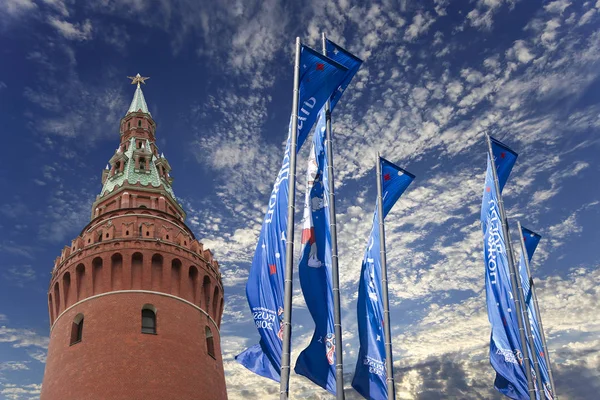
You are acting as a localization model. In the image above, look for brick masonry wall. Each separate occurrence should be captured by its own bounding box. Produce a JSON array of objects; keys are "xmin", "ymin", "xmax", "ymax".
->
[{"xmin": 41, "ymin": 292, "xmax": 227, "ymax": 400}]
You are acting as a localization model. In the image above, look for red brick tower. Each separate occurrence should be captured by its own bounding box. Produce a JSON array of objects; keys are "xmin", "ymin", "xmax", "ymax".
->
[{"xmin": 41, "ymin": 75, "xmax": 227, "ymax": 400}]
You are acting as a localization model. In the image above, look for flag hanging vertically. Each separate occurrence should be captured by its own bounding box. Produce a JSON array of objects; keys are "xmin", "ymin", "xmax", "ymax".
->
[
  {"xmin": 352, "ymin": 157, "xmax": 415, "ymax": 400},
  {"xmin": 294, "ymin": 39, "xmax": 362, "ymax": 396},
  {"xmin": 482, "ymin": 137, "xmax": 531, "ymax": 399},
  {"xmin": 518, "ymin": 226, "xmax": 555, "ymax": 399},
  {"xmin": 236, "ymin": 44, "xmax": 348, "ymax": 382}
]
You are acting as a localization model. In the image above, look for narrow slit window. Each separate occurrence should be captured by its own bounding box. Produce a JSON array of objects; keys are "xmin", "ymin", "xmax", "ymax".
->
[
  {"xmin": 70, "ymin": 315, "xmax": 84, "ymax": 345},
  {"xmin": 205, "ymin": 326, "xmax": 215, "ymax": 358},
  {"xmin": 141, "ymin": 308, "xmax": 156, "ymax": 334}
]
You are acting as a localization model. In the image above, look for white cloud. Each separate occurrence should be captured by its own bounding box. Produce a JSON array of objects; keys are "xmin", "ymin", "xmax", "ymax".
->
[
  {"xmin": 544, "ymin": 0, "xmax": 572, "ymax": 14},
  {"xmin": 0, "ymin": 361, "xmax": 29, "ymax": 372},
  {"xmin": 404, "ymin": 12, "xmax": 436, "ymax": 42},
  {"xmin": 1, "ymin": 0, "xmax": 36, "ymax": 17},
  {"xmin": 578, "ymin": 8, "xmax": 596, "ymax": 26},
  {"xmin": 0, "ymin": 383, "xmax": 42, "ymax": 400},
  {"xmin": 0, "ymin": 326, "xmax": 49, "ymax": 349},
  {"xmin": 47, "ymin": 17, "xmax": 93, "ymax": 41},
  {"xmin": 507, "ymin": 40, "xmax": 535, "ymax": 64},
  {"xmin": 541, "ymin": 18, "xmax": 561, "ymax": 46},
  {"xmin": 2, "ymin": 265, "xmax": 36, "ymax": 287},
  {"xmin": 42, "ymin": 0, "xmax": 68, "ymax": 16},
  {"xmin": 445, "ymin": 81, "xmax": 463, "ymax": 102}
]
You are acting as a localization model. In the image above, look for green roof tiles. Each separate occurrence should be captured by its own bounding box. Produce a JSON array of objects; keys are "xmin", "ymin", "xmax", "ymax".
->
[
  {"xmin": 127, "ymin": 84, "xmax": 151, "ymax": 116},
  {"xmin": 100, "ymin": 137, "xmax": 176, "ymax": 200}
]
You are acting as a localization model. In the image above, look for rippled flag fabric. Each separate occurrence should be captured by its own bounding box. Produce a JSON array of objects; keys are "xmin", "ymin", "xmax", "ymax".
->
[
  {"xmin": 352, "ymin": 158, "xmax": 415, "ymax": 400},
  {"xmin": 489, "ymin": 135, "xmax": 518, "ymax": 192},
  {"xmin": 294, "ymin": 40, "xmax": 362, "ymax": 395},
  {"xmin": 482, "ymin": 138, "xmax": 529, "ymax": 399},
  {"xmin": 518, "ymin": 227, "xmax": 554, "ymax": 399},
  {"xmin": 236, "ymin": 45, "xmax": 348, "ymax": 381}
]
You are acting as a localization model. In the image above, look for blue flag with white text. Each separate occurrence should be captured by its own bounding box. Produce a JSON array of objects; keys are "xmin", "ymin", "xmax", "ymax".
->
[
  {"xmin": 352, "ymin": 158, "xmax": 415, "ymax": 400},
  {"xmin": 294, "ymin": 40, "xmax": 362, "ymax": 395},
  {"xmin": 482, "ymin": 138, "xmax": 529, "ymax": 399},
  {"xmin": 236, "ymin": 44, "xmax": 349, "ymax": 381},
  {"xmin": 518, "ymin": 227, "xmax": 554, "ymax": 399}
]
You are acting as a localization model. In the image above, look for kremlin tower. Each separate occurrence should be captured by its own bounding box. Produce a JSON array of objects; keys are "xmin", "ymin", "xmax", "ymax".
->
[{"xmin": 40, "ymin": 75, "xmax": 228, "ymax": 400}]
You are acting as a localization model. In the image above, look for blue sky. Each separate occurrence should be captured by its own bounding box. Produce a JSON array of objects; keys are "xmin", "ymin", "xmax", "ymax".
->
[{"xmin": 1, "ymin": 0, "xmax": 599, "ymax": 399}]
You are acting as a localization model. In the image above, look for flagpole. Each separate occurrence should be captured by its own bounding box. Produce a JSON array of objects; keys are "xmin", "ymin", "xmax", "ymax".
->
[
  {"xmin": 519, "ymin": 223, "xmax": 559, "ymax": 399},
  {"xmin": 376, "ymin": 152, "xmax": 396, "ymax": 400},
  {"xmin": 322, "ymin": 32, "xmax": 346, "ymax": 400},
  {"xmin": 516, "ymin": 221, "xmax": 544, "ymax": 395},
  {"xmin": 280, "ymin": 37, "xmax": 302, "ymax": 400},
  {"xmin": 485, "ymin": 134, "xmax": 535, "ymax": 399}
]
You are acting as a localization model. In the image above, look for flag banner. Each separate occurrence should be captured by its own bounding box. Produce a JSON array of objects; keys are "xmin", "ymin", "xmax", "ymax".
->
[
  {"xmin": 296, "ymin": 46, "xmax": 350, "ymax": 150},
  {"xmin": 522, "ymin": 227, "xmax": 541, "ymax": 263},
  {"xmin": 481, "ymin": 139, "xmax": 530, "ymax": 399},
  {"xmin": 489, "ymin": 135, "xmax": 518, "ymax": 193},
  {"xmin": 352, "ymin": 158, "xmax": 415, "ymax": 400},
  {"xmin": 518, "ymin": 227, "xmax": 554, "ymax": 399},
  {"xmin": 294, "ymin": 40, "xmax": 363, "ymax": 395},
  {"xmin": 236, "ymin": 44, "xmax": 349, "ymax": 381},
  {"xmin": 325, "ymin": 39, "xmax": 363, "ymax": 110}
]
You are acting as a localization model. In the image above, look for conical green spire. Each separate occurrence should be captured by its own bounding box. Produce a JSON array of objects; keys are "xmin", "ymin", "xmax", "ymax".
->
[{"xmin": 127, "ymin": 83, "xmax": 151, "ymax": 116}]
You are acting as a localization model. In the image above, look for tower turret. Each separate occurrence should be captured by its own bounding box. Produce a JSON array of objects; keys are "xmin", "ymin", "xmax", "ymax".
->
[{"xmin": 41, "ymin": 75, "xmax": 227, "ymax": 400}]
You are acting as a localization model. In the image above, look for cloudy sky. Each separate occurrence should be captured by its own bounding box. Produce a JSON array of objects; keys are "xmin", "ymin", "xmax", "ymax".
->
[{"xmin": 1, "ymin": 0, "xmax": 600, "ymax": 399}]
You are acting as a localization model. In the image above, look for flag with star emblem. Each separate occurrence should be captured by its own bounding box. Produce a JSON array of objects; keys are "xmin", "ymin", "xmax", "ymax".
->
[
  {"xmin": 482, "ymin": 138, "xmax": 530, "ymax": 399},
  {"xmin": 352, "ymin": 157, "xmax": 414, "ymax": 400},
  {"xmin": 294, "ymin": 39, "xmax": 362, "ymax": 395},
  {"xmin": 518, "ymin": 227, "xmax": 554, "ymax": 399},
  {"xmin": 236, "ymin": 43, "xmax": 348, "ymax": 382}
]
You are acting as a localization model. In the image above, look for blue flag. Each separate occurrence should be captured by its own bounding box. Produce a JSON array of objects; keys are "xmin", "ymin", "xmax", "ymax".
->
[
  {"xmin": 489, "ymin": 135, "xmax": 518, "ymax": 193},
  {"xmin": 352, "ymin": 158, "xmax": 415, "ymax": 400},
  {"xmin": 518, "ymin": 227, "xmax": 554, "ymax": 399},
  {"xmin": 325, "ymin": 39, "xmax": 363, "ymax": 110},
  {"xmin": 482, "ymin": 138, "xmax": 530, "ymax": 399},
  {"xmin": 236, "ymin": 44, "xmax": 349, "ymax": 381},
  {"xmin": 521, "ymin": 227, "xmax": 541, "ymax": 263},
  {"xmin": 294, "ymin": 40, "xmax": 362, "ymax": 395}
]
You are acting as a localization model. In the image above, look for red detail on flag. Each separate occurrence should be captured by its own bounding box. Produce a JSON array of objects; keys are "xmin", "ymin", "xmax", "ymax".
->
[
  {"xmin": 269, "ymin": 264, "xmax": 277, "ymax": 275},
  {"xmin": 384, "ymin": 173, "xmax": 391, "ymax": 181},
  {"xmin": 301, "ymin": 227, "xmax": 316, "ymax": 245},
  {"xmin": 316, "ymin": 63, "xmax": 324, "ymax": 71},
  {"xmin": 486, "ymin": 187, "xmax": 491, "ymax": 193},
  {"xmin": 502, "ymin": 317, "xmax": 507, "ymax": 326},
  {"xmin": 500, "ymin": 152, "xmax": 506, "ymax": 159},
  {"xmin": 540, "ymin": 351, "xmax": 544, "ymax": 357},
  {"xmin": 523, "ymin": 236, "xmax": 527, "ymax": 241}
]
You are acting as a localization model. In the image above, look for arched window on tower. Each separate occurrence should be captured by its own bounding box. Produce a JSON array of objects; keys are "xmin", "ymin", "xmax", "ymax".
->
[
  {"xmin": 139, "ymin": 157, "xmax": 146, "ymax": 170},
  {"xmin": 141, "ymin": 305, "xmax": 156, "ymax": 334},
  {"xmin": 138, "ymin": 120, "xmax": 142, "ymax": 127},
  {"xmin": 205, "ymin": 326, "xmax": 215, "ymax": 359},
  {"xmin": 70, "ymin": 314, "xmax": 84, "ymax": 345}
]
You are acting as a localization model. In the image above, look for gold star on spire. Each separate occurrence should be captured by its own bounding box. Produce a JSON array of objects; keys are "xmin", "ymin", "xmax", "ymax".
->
[{"xmin": 127, "ymin": 73, "xmax": 150, "ymax": 86}]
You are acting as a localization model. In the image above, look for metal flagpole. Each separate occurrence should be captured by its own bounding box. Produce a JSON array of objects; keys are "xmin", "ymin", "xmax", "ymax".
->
[
  {"xmin": 376, "ymin": 152, "xmax": 396, "ymax": 400},
  {"xmin": 322, "ymin": 32, "xmax": 346, "ymax": 400},
  {"xmin": 519, "ymin": 222, "xmax": 559, "ymax": 399},
  {"xmin": 280, "ymin": 37, "xmax": 302, "ymax": 400},
  {"xmin": 485, "ymin": 134, "xmax": 535, "ymax": 399},
  {"xmin": 516, "ymin": 221, "xmax": 544, "ymax": 395}
]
